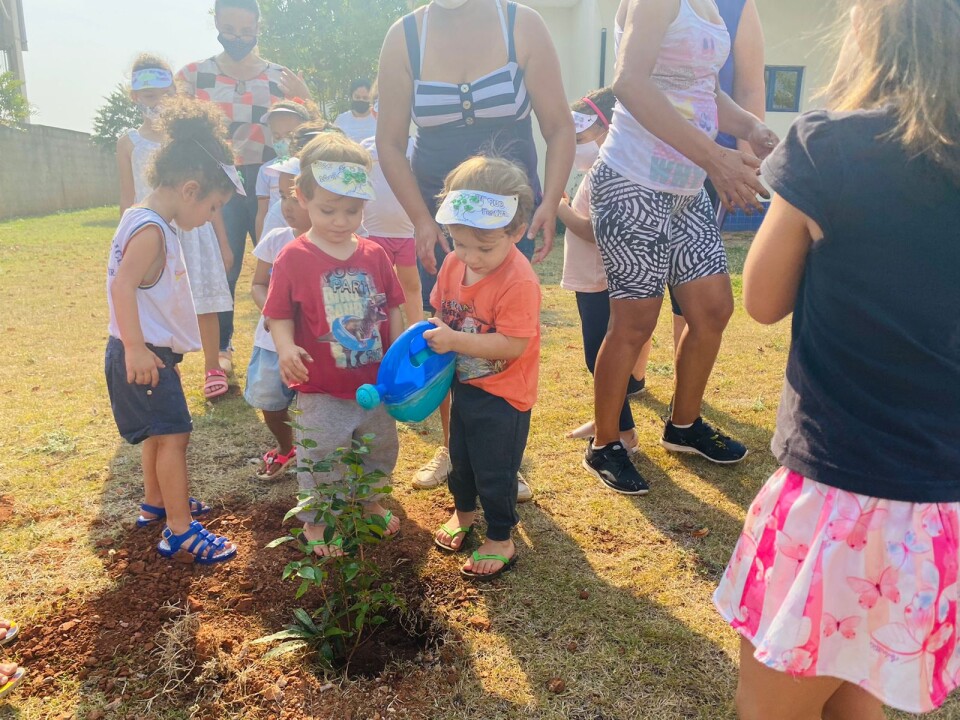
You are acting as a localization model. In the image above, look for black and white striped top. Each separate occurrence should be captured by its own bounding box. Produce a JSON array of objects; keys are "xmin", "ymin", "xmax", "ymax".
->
[{"xmin": 403, "ymin": 1, "xmax": 531, "ymax": 130}]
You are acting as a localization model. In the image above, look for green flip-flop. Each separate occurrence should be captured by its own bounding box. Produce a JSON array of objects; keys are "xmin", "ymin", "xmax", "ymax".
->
[
  {"xmin": 434, "ymin": 523, "xmax": 474, "ymax": 553},
  {"xmin": 460, "ymin": 550, "xmax": 518, "ymax": 582}
]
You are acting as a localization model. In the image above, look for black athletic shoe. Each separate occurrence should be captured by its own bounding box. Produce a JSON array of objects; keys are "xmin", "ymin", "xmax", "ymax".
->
[
  {"xmin": 660, "ymin": 418, "xmax": 748, "ymax": 464},
  {"xmin": 583, "ymin": 440, "xmax": 649, "ymax": 495},
  {"xmin": 626, "ymin": 375, "xmax": 646, "ymax": 397}
]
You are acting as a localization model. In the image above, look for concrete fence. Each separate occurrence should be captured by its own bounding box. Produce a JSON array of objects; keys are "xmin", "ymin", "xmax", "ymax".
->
[{"xmin": 0, "ymin": 124, "xmax": 118, "ymax": 220}]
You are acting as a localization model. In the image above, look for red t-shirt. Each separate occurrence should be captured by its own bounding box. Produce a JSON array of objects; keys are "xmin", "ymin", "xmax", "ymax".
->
[
  {"xmin": 430, "ymin": 247, "xmax": 541, "ymax": 411},
  {"xmin": 263, "ymin": 235, "xmax": 405, "ymax": 397}
]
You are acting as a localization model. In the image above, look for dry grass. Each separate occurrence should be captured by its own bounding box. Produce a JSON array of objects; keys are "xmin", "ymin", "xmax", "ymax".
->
[{"xmin": 0, "ymin": 209, "xmax": 956, "ymax": 719}]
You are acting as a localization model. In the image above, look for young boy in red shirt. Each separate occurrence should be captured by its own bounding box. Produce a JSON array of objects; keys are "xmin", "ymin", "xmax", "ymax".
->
[{"xmin": 263, "ymin": 134, "xmax": 405, "ymax": 554}]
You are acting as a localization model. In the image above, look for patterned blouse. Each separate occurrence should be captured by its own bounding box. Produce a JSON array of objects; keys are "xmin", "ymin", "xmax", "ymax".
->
[{"xmin": 176, "ymin": 58, "xmax": 286, "ymax": 167}]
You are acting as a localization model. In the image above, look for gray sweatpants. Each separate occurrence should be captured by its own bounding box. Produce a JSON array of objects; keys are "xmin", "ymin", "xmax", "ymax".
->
[{"xmin": 294, "ymin": 393, "xmax": 399, "ymax": 523}]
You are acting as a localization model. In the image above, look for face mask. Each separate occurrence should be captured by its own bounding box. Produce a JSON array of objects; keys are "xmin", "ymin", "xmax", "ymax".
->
[
  {"xmin": 351, "ymin": 99, "xmax": 371, "ymax": 114},
  {"xmin": 574, "ymin": 141, "xmax": 600, "ymax": 172},
  {"xmin": 218, "ymin": 33, "xmax": 258, "ymax": 62},
  {"xmin": 273, "ymin": 138, "xmax": 291, "ymax": 159},
  {"xmin": 433, "ymin": 0, "xmax": 470, "ymax": 7},
  {"xmin": 138, "ymin": 103, "xmax": 162, "ymax": 122}
]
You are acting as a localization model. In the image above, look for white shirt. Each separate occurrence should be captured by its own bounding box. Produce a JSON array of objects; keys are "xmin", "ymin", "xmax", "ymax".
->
[
  {"xmin": 256, "ymin": 161, "xmax": 281, "ymax": 204},
  {"xmin": 334, "ymin": 111, "xmax": 378, "ymax": 143},
  {"xmin": 107, "ymin": 208, "xmax": 201, "ymax": 354},
  {"xmin": 259, "ymin": 198, "xmax": 288, "ymax": 242},
  {"xmin": 359, "ymin": 136, "xmax": 415, "ymax": 238},
  {"xmin": 252, "ymin": 226, "xmax": 297, "ymax": 351}
]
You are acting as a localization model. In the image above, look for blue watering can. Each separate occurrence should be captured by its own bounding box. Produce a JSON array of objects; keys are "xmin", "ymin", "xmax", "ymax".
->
[{"xmin": 355, "ymin": 321, "xmax": 456, "ymax": 422}]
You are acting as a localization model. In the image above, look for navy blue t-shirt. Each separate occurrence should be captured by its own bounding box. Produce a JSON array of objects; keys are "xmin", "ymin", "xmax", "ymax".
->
[{"xmin": 763, "ymin": 108, "xmax": 960, "ymax": 502}]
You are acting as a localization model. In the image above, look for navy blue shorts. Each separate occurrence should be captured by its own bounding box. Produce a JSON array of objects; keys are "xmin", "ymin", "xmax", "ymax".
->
[{"xmin": 105, "ymin": 336, "xmax": 192, "ymax": 444}]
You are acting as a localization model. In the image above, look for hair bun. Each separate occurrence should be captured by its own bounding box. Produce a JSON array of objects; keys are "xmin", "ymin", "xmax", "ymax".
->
[{"xmin": 157, "ymin": 97, "xmax": 231, "ymax": 161}]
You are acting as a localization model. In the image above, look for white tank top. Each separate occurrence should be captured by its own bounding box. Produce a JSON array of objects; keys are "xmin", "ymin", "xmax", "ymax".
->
[
  {"xmin": 127, "ymin": 129, "xmax": 161, "ymax": 203},
  {"xmin": 600, "ymin": 0, "xmax": 730, "ymax": 195},
  {"xmin": 107, "ymin": 208, "xmax": 202, "ymax": 354}
]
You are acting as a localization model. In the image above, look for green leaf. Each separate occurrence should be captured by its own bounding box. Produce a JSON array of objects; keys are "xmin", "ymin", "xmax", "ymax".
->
[
  {"xmin": 263, "ymin": 640, "xmax": 309, "ymax": 660},
  {"xmin": 293, "ymin": 608, "xmax": 318, "ymax": 633},
  {"xmin": 266, "ymin": 535, "xmax": 295, "ymax": 549},
  {"xmin": 295, "ymin": 580, "xmax": 311, "ymax": 599},
  {"xmin": 251, "ymin": 628, "xmax": 311, "ymax": 645},
  {"xmin": 300, "ymin": 438, "xmax": 318, "ymax": 449}
]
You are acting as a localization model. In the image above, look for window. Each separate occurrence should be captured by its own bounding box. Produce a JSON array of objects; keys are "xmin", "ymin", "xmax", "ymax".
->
[{"xmin": 765, "ymin": 66, "xmax": 804, "ymax": 113}]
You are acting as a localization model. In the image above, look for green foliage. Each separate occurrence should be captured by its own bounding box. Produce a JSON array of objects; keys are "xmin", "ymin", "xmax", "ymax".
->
[
  {"xmin": 258, "ymin": 0, "xmax": 427, "ymax": 116},
  {"xmin": 91, "ymin": 84, "xmax": 141, "ymax": 149},
  {"xmin": 256, "ymin": 434, "xmax": 405, "ymax": 671},
  {"xmin": 0, "ymin": 72, "xmax": 30, "ymax": 127}
]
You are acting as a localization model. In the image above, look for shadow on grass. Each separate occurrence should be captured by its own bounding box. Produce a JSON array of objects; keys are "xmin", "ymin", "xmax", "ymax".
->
[{"xmin": 437, "ymin": 499, "xmax": 740, "ymax": 719}]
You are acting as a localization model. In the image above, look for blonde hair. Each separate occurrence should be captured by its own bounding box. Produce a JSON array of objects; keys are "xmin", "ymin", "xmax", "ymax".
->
[
  {"xmin": 439, "ymin": 156, "xmax": 534, "ymax": 235},
  {"xmin": 825, "ymin": 0, "xmax": 960, "ymax": 182},
  {"xmin": 296, "ymin": 133, "xmax": 372, "ymax": 199}
]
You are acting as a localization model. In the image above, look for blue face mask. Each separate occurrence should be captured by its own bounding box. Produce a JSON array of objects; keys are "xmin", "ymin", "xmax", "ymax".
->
[{"xmin": 273, "ymin": 138, "xmax": 291, "ymax": 159}]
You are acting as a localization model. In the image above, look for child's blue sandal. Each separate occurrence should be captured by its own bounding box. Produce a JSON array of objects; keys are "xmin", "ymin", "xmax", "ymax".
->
[
  {"xmin": 157, "ymin": 520, "xmax": 236, "ymax": 565},
  {"xmin": 136, "ymin": 498, "xmax": 211, "ymax": 528}
]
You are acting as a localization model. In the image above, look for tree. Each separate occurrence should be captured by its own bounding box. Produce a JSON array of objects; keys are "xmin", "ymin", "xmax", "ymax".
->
[
  {"xmin": 258, "ymin": 0, "xmax": 426, "ymax": 117},
  {"xmin": 0, "ymin": 72, "xmax": 30, "ymax": 127},
  {"xmin": 92, "ymin": 84, "xmax": 141, "ymax": 149}
]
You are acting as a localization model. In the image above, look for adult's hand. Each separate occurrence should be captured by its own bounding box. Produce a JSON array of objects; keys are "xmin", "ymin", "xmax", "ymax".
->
[
  {"xmin": 528, "ymin": 204, "xmax": 557, "ymax": 264},
  {"xmin": 705, "ymin": 149, "xmax": 769, "ymax": 214},
  {"xmin": 416, "ymin": 219, "xmax": 451, "ymax": 275},
  {"xmin": 279, "ymin": 68, "xmax": 310, "ymax": 99},
  {"xmin": 747, "ymin": 123, "xmax": 780, "ymax": 162}
]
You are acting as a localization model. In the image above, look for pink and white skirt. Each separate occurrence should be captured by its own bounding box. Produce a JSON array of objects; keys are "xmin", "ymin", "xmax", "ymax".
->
[{"xmin": 714, "ymin": 467, "xmax": 960, "ymax": 714}]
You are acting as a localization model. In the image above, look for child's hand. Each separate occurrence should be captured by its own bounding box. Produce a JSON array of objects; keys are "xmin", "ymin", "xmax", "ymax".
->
[
  {"xmin": 278, "ymin": 345, "xmax": 313, "ymax": 387},
  {"xmin": 423, "ymin": 317, "xmax": 459, "ymax": 355},
  {"xmin": 125, "ymin": 345, "xmax": 166, "ymax": 387}
]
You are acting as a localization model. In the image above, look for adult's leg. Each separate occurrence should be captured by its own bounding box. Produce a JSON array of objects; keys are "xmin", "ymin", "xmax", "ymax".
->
[
  {"xmin": 218, "ymin": 193, "xmax": 252, "ymax": 352},
  {"xmin": 593, "ymin": 297, "xmax": 661, "ymax": 445},
  {"xmin": 576, "ymin": 291, "xmax": 635, "ymax": 433},
  {"xmin": 395, "ymin": 264, "xmax": 424, "ymax": 325},
  {"xmin": 669, "ymin": 274, "xmax": 733, "ymax": 425}
]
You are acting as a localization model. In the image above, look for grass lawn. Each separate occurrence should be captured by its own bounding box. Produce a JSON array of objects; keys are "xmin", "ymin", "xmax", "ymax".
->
[{"xmin": 0, "ymin": 207, "xmax": 954, "ymax": 720}]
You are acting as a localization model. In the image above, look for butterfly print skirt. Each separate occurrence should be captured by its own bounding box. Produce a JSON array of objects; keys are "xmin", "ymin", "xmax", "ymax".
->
[{"xmin": 714, "ymin": 467, "xmax": 960, "ymax": 713}]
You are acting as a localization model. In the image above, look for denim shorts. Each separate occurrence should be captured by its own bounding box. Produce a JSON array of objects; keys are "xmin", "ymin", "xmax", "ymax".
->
[
  {"xmin": 105, "ymin": 336, "xmax": 192, "ymax": 444},
  {"xmin": 244, "ymin": 346, "xmax": 296, "ymax": 412}
]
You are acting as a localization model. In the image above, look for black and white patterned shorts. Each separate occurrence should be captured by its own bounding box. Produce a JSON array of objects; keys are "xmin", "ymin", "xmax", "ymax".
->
[{"xmin": 589, "ymin": 161, "xmax": 728, "ymax": 301}]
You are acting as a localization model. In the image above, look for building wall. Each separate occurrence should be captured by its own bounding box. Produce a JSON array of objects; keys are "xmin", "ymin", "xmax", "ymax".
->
[{"xmin": 0, "ymin": 125, "xmax": 118, "ymax": 220}]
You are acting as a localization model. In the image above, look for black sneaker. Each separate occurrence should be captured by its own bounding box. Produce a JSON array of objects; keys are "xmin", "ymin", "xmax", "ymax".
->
[
  {"xmin": 660, "ymin": 418, "xmax": 748, "ymax": 464},
  {"xmin": 583, "ymin": 440, "xmax": 649, "ymax": 495},
  {"xmin": 626, "ymin": 375, "xmax": 646, "ymax": 397}
]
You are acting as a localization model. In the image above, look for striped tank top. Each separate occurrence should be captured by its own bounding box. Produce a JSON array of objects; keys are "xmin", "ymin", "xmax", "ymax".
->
[{"xmin": 402, "ymin": 0, "xmax": 541, "ymax": 210}]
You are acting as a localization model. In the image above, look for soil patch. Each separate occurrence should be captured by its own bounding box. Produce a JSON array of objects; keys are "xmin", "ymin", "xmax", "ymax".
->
[{"xmin": 13, "ymin": 501, "xmax": 451, "ymax": 719}]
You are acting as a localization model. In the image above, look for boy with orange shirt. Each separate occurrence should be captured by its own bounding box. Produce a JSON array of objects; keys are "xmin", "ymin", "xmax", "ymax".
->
[{"xmin": 424, "ymin": 157, "xmax": 541, "ymax": 581}]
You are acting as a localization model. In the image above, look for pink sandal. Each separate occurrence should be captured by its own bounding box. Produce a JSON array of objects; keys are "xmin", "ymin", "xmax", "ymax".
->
[
  {"xmin": 203, "ymin": 369, "xmax": 229, "ymax": 399},
  {"xmin": 257, "ymin": 447, "xmax": 297, "ymax": 480}
]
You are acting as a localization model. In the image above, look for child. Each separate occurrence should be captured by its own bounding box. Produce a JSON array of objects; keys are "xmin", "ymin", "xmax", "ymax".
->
[
  {"xmin": 263, "ymin": 133, "xmax": 406, "ymax": 554},
  {"xmin": 558, "ymin": 89, "xmax": 649, "ymax": 468},
  {"xmin": 246, "ymin": 158, "xmax": 311, "ymax": 480},
  {"xmin": 425, "ymin": 156, "xmax": 541, "ymax": 581},
  {"xmin": 715, "ymin": 2, "xmax": 960, "ymax": 717},
  {"xmin": 359, "ymin": 83, "xmax": 422, "ymax": 324},
  {"xmin": 117, "ymin": 54, "xmax": 235, "ymax": 400},
  {"xmin": 254, "ymin": 98, "xmax": 317, "ymax": 241},
  {"xmin": 106, "ymin": 97, "xmax": 242, "ymax": 563}
]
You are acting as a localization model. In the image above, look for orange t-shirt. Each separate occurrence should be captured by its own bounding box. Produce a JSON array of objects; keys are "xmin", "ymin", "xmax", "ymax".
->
[{"xmin": 430, "ymin": 247, "xmax": 541, "ymax": 411}]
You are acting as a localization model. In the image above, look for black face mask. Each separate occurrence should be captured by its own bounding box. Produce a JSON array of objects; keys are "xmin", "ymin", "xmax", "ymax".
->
[
  {"xmin": 351, "ymin": 100, "xmax": 371, "ymax": 115},
  {"xmin": 218, "ymin": 33, "xmax": 258, "ymax": 61}
]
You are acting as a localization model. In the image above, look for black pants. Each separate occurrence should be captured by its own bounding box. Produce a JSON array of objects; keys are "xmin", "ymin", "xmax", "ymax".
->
[
  {"xmin": 575, "ymin": 291, "xmax": 635, "ymax": 433},
  {"xmin": 448, "ymin": 380, "xmax": 530, "ymax": 542},
  {"xmin": 219, "ymin": 163, "xmax": 261, "ymax": 351}
]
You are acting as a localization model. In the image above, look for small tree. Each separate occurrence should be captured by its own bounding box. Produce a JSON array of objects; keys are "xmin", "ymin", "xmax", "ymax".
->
[
  {"xmin": 258, "ymin": 0, "xmax": 427, "ymax": 116},
  {"xmin": 92, "ymin": 84, "xmax": 141, "ymax": 148},
  {"xmin": 256, "ymin": 434, "xmax": 405, "ymax": 671},
  {"xmin": 0, "ymin": 72, "xmax": 30, "ymax": 127}
]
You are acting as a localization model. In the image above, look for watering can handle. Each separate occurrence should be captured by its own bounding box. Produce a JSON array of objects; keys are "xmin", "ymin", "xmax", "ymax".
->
[{"xmin": 409, "ymin": 332, "xmax": 430, "ymax": 358}]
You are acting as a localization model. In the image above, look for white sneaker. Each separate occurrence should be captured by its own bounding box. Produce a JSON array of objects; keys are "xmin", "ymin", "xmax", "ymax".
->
[
  {"xmin": 412, "ymin": 446, "xmax": 452, "ymax": 489},
  {"xmin": 517, "ymin": 472, "xmax": 533, "ymax": 503}
]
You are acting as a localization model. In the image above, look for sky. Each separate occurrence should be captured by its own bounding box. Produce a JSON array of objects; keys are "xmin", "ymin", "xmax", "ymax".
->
[{"xmin": 21, "ymin": 0, "xmax": 222, "ymax": 133}]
